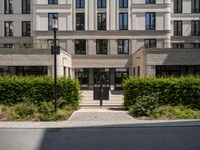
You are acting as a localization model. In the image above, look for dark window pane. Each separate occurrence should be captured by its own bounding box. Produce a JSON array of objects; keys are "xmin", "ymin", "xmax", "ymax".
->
[
  {"xmin": 96, "ymin": 39, "xmax": 108, "ymax": 54},
  {"xmin": 97, "ymin": 13, "xmax": 106, "ymax": 30},
  {"xmin": 145, "ymin": 12, "xmax": 156, "ymax": 30},
  {"xmin": 76, "ymin": 13, "xmax": 85, "ymax": 30},
  {"xmin": 75, "ymin": 39, "xmax": 86, "ymax": 54},
  {"xmin": 119, "ymin": 13, "xmax": 128, "ymax": 30}
]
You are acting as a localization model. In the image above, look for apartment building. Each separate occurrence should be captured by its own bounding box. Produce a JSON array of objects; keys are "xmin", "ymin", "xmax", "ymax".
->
[{"xmin": 0, "ymin": 0, "xmax": 200, "ymax": 105}]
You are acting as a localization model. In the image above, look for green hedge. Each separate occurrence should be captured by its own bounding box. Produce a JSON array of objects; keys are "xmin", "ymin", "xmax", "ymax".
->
[
  {"xmin": 0, "ymin": 76, "xmax": 81, "ymax": 107},
  {"xmin": 123, "ymin": 76, "xmax": 200, "ymax": 109}
]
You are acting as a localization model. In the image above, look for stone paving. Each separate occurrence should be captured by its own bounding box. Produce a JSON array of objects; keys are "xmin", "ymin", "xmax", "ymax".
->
[{"xmin": 68, "ymin": 108, "xmax": 135, "ymax": 122}]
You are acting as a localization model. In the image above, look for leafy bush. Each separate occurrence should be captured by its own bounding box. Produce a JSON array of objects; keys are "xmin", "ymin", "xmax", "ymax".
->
[
  {"xmin": 12, "ymin": 103, "xmax": 37, "ymax": 120},
  {"xmin": 124, "ymin": 76, "xmax": 200, "ymax": 109},
  {"xmin": 0, "ymin": 76, "xmax": 81, "ymax": 107},
  {"xmin": 0, "ymin": 102, "xmax": 76, "ymax": 121},
  {"xmin": 129, "ymin": 93, "xmax": 161, "ymax": 117}
]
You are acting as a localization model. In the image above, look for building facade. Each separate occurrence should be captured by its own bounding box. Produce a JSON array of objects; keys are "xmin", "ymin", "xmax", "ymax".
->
[{"xmin": 0, "ymin": 0, "xmax": 200, "ymax": 105}]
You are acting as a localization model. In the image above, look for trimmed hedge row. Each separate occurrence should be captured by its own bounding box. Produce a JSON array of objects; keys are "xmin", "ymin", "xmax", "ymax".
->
[
  {"xmin": 123, "ymin": 77, "xmax": 200, "ymax": 109},
  {"xmin": 0, "ymin": 76, "xmax": 81, "ymax": 107}
]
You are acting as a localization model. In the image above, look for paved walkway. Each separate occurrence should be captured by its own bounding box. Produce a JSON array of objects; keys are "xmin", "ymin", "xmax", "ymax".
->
[{"xmin": 68, "ymin": 108, "xmax": 135, "ymax": 122}]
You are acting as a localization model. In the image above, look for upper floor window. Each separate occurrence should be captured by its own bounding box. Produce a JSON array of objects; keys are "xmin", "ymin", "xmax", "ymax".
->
[
  {"xmin": 76, "ymin": 0, "xmax": 85, "ymax": 8},
  {"xmin": 4, "ymin": 0, "xmax": 13, "ymax": 14},
  {"xmin": 146, "ymin": 0, "xmax": 155, "ymax": 4},
  {"xmin": 119, "ymin": 13, "xmax": 128, "ymax": 30},
  {"xmin": 4, "ymin": 44, "xmax": 14, "ymax": 48},
  {"xmin": 191, "ymin": 20, "xmax": 200, "ymax": 36},
  {"xmin": 97, "ymin": 13, "xmax": 106, "ymax": 30},
  {"xmin": 144, "ymin": 39, "xmax": 157, "ymax": 48},
  {"xmin": 48, "ymin": 13, "xmax": 58, "ymax": 30},
  {"xmin": 96, "ymin": 39, "xmax": 108, "ymax": 54},
  {"xmin": 192, "ymin": 0, "xmax": 200, "ymax": 13},
  {"xmin": 145, "ymin": 12, "xmax": 156, "ymax": 30},
  {"xmin": 48, "ymin": 0, "xmax": 58, "ymax": 4},
  {"xmin": 119, "ymin": 0, "xmax": 128, "ymax": 8},
  {"xmin": 174, "ymin": 21, "xmax": 182, "ymax": 36},
  {"xmin": 174, "ymin": 0, "xmax": 182, "ymax": 13},
  {"xmin": 118, "ymin": 39, "xmax": 129, "ymax": 54},
  {"xmin": 97, "ymin": 0, "xmax": 106, "ymax": 8},
  {"xmin": 75, "ymin": 40, "xmax": 86, "ymax": 55},
  {"xmin": 4, "ymin": 21, "xmax": 13, "ymax": 37},
  {"xmin": 22, "ymin": 0, "xmax": 31, "ymax": 14},
  {"xmin": 22, "ymin": 21, "xmax": 31, "ymax": 37},
  {"xmin": 76, "ymin": 13, "xmax": 85, "ymax": 30}
]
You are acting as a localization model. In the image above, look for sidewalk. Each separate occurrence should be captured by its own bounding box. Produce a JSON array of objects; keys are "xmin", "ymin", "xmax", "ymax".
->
[{"xmin": 0, "ymin": 108, "xmax": 200, "ymax": 129}]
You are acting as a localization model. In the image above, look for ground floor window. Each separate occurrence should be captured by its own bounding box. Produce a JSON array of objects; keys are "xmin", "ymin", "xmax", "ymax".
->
[
  {"xmin": 75, "ymin": 68, "xmax": 89, "ymax": 87},
  {"xmin": 115, "ymin": 68, "xmax": 129, "ymax": 90},
  {"xmin": 156, "ymin": 65, "xmax": 200, "ymax": 76},
  {"xmin": 0, "ymin": 66, "xmax": 48, "ymax": 76}
]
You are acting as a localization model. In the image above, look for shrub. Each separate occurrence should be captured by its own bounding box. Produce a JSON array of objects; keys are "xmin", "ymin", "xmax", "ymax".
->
[
  {"xmin": 12, "ymin": 103, "xmax": 37, "ymax": 120},
  {"xmin": 124, "ymin": 76, "xmax": 200, "ymax": 109},
  {"xmin": 129, "ymin": 93, "xmax": 160, "ymax": 117},
  {"xmin": 0, "ymin": 76, "xmax": 81, "ymax": 107}
]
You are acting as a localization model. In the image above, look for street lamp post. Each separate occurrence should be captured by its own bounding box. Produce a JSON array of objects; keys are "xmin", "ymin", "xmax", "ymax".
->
[{"xmin": 52, "ymin": 19, "xmax": 58, "ymax": 112}]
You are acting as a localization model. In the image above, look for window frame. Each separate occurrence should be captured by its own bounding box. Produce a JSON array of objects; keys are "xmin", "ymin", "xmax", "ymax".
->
[
  {"xmin": 191, "ymin": 20, "xmax": 200, "ymax": 36},
  {"xmin": 97, "ymin": 13, "xmax": 107, "ymax": 30},
  {"xmin": 4, "ymin": 0, "xmax": 13, "ymax": 14},
  {"xmin": 96, "ymin": 39, "xmax": 108, "ymax": 55},
  {"xmin": 76, "ymin": 0, "xmax": 85, "ymax": 8},
  {"xmin": 119, "ymin": 12, "xmax": 128, "ymax": 30},
  {"xmin": 4, "ymin": 21, "xmax": 13, "ymax": 37},
  {"xmin": 48, "ymin": 13, "xmax": 58, "ymax": 30},
  {"xmin": 22, "ymin": 0, "xmax": 31, "ymax": 14},
  {"xmin": 146, "ymin": 0, "xmax": 156, "ymax": 4},
  {"xmin": 119, "ymin": 0, "xmax": 128, "ymax": 8},
  {"xmin": 145, "ymin": 12, "xmax": 156, "ymax": 30},
  {"xmin": 144, "ymin": 39, "xmax": 157, "ymax": 48},
  {"xmin": 22, "ymin": 21, "xmax": 31, "ymax": 37},
  {"xmin": 192, "ymin": 0, "xmax": 200, "ymax": 13},
  {"xmin": 48, "ymin": 0, "xmax": 58, "ymax": 4},
  {"xmin": 174, "ymin": 0, "xmax": 182, "ymax": 13},
  {"xmin": 97, "ymin": 0, "xmax": 106, "ymax": 8},
  {"xmin": 75, "ymin": 39, "xmax": 87, "ymax": 55},
  {"xmin": 174, "ymin": 20, "xmax": 182, "ymax": 36},
  {"xmin": 76, "ymin": 13, "xmax": 85, "ymax": 30},
  {"xmin": 118, "ymin": 39, "xmax": 129, "ymax": 54}
]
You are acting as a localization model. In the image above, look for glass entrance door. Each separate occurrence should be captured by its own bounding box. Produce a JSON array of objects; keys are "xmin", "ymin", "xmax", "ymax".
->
[{"xmin": 93, "ymin": 68, "xmax": 110, "ymax": 101}]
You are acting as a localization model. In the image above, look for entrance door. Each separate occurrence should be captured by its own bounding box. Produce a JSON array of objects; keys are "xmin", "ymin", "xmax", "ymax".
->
[{"xmin": 93, "ymin": 69, "xmax": 110, "ymax": 101}]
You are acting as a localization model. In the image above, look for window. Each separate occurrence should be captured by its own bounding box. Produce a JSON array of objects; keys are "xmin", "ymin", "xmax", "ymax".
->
[
  {"xmin": 47, "ymin": 39, "xmax": 59, "ymax": 48},
  {"xmin": 145, "ymin": 12, "xmax": 156, "ymax": 30},
  {"xmin": 119, "ymin": 13, "xmax": 128, "ymax": 30},
  {"xmin": 115, "ymin": 68, "xmax": 129, "ymax": 90},
  {"xmin": 76, "ymin": 13, "xmax": 85, "ymax": 30},
  {"xmin": 144, "ymin": 39, "xmax": 156, "ymax": 48},
  {"xmin": 0, "ymin": 66, "xmax": 48, "ymax": 76},
  {"xmin": 146, "ymin": 0, "xmax": 155, "ymax": 4},
  {"xmin": 4, "ymin": 21, "xmax": 13, "ymax": 37},
  {"xmin": 174, "ymin": 21, "xmax": 182, "ymax": 36},
  {"xmin": 76, "ymin": 0, "xmax": 85, "ymax": 8},
  {"xmin": 97, "ymin": 0, "xmax": 106, "ymax": 8},
  {"xmin": 97, "ymin": 13, "xmax": 106, "ymax": 30},
  {"xmin": 172, "ymin": 43, "xmax": 184, "ymax": 48},
  {"xmin": 4, "ymin": 0, "xmax": 13, "ymax": 14},
  {"xmin": 4, "ymin": 44, "xmax": 14, "ymax": 48},
  {"xmin": 96, "ymin": 39, "xmax": 108, "ymax": 54},
  {"xmin": 191, "ymin": 21, "xmax": 200, "ymax": 36},
  {"xmin": 22, "ymin": 0, "xmax": 30, "ymax": 14},
  {"xmin": 48, "ymin": 13, "xmax": 58, "ymax": 30},
  {"xmin": 48, "ymin": 0, "xmax": 58, "ymax": 4},
  {"xmin": 75, "ymin": 40, "xmax": 86, "ymax": 54},
  {"xmin": 75, "ymin": 69, "xmax": 89, "ymax": 87},
  {"xmin": 119, "ymin": 0, "xmax": 128, "ymax": 8},
  {"xmin": 192, "ymin": 0, "xmax": 200, "ymax": 13},
  {"xmin": 174, "ymin": 0, "xmax": 182, "ymax": 13},
  {"xmin": 118, "ymin": 39, "xmax": 129, "ymax": 54},
  {"xmin": 22, "ymin": 21, "xmax": 31, "ymax": 37}
]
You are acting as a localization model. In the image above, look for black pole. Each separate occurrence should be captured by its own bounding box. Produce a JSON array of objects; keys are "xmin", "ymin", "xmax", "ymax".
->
[
  {"xmin": 100, "ymin": 72, "xmax": 103, "ymax": 107},
  {"xmin": 53, "ymin": 28, "xmax": 58, "ymax": 112}
]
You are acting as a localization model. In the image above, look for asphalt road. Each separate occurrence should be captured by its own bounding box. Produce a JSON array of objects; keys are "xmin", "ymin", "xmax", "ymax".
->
[{"xmin": 0, "ymin": 124, "xmax": 200, "ymax": 150}]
